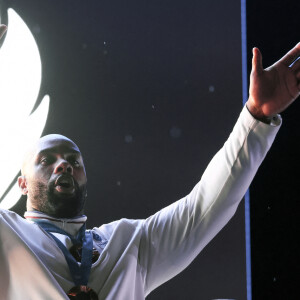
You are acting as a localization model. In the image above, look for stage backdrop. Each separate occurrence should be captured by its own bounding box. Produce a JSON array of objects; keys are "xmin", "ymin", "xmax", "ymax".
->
[{"xmin": 1, "ymin": 0, "xmax": 247, "ymax": 299}]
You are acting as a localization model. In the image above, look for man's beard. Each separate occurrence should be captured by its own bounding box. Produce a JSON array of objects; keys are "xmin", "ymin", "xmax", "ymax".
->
[{"xmin": 28, "ymin": 178, "xmax": 87, "ymax": 218}]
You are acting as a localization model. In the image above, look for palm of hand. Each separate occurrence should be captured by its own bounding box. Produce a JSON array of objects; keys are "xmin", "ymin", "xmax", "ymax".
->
[
  {"xmin": 248, "ymin": 45, "xmax": 300, "ymax": 118},
  {"xmin": 250, "ymin": 61, "xmax": 300, "ymax": 117}
]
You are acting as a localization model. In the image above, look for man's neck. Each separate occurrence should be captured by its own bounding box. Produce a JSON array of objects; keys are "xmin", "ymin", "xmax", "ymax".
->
[{"xmin": 24, "ymin": 210, "xmax": 87, "ymax": 236}]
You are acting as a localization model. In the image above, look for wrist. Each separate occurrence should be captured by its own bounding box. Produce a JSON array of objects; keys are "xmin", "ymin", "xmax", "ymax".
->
[{"xmin": 246, "ymin": 100, "xmax": 273, "ymax": 124}]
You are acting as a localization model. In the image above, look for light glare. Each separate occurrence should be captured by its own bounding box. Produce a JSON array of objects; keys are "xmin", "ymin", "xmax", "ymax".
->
[{"xmin": 0, "ymin": 9, "xmax": 49, "ymax": 209}]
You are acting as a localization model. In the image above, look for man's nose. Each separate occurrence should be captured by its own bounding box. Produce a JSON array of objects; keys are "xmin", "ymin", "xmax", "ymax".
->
[{"xmin": 54, "ymin": 160, "xmax": 73, "ymax": 174}]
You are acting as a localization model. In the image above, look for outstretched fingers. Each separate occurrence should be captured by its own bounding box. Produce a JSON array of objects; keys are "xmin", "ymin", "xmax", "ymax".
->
[
  {"xmin": 252, "ymin": 47, "xmax": 263, "ymax": 74},
  {"xmin": 279, "ymin": 42, "xmax": 300, "ymax": 67}
]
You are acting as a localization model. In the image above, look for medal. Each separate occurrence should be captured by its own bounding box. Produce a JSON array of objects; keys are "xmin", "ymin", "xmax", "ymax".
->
[
  {"xmin": 35, "ymin": 221, "xmax": 99, "ymax": 299},
  {"xmin": 67, "ymin": 285, "xmax": 98, "ymax": 300},
  {"xmin": 70, "ymin": 244, "xmax": 100, "ymax": 263}
]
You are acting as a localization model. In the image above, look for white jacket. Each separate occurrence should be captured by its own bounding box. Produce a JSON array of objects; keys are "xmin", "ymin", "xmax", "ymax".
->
[{"xmin": 0, "ymin": 106, "xmax": 281, "ymax": 300}]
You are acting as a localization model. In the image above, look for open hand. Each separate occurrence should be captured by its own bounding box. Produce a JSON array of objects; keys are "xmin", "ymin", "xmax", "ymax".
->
[{"xmin": 247, "ymin": 43, "xmax": 300, "ymax": 119}]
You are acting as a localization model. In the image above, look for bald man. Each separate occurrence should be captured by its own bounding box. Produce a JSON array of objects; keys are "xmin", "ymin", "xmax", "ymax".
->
[
  {"xmin": 18, "ymin": 134, "xmax": 88, "ymax": 219},
  {"xmin": 0, "ymin": 24, "xmax": 300, "ymax": 299}
]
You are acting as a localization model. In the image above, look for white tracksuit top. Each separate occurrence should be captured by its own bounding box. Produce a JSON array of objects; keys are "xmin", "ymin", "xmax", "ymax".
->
[{"xmin": 0, "ymin": 106, "xmax": 281, "ymax": 299}]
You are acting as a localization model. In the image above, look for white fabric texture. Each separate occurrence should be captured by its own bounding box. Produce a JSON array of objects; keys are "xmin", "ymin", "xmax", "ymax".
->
[{"xmin": 0, "ymin": 106, "xmax": 281, "ymax": 300}]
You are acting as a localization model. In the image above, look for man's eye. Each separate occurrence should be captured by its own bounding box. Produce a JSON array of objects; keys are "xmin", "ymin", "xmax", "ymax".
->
[
  {"xmin": 40, "ymin": 158, "xmax": 48, "ymax": 165},
  {"xmin": 74, "ymin": 160, "xmax": 80, "ymax": 166},
  {"xmin": 69, "ymin": 158, "xmax": 80, "ymax": 166},
  {"xmin": 40, "ymin": 156, "xmax": 54, "ymax": 165}
]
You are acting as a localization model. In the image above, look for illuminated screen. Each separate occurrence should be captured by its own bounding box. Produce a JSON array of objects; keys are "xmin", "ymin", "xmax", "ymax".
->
[{"xmin": 1, "ymin": 1, "xmax": 247, "ymax": 299}]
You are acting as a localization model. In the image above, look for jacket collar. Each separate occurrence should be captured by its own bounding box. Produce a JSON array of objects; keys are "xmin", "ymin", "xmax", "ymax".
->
[{"xmin": 24, "ymin": 210, "xmax": 87, "ymax": 236}]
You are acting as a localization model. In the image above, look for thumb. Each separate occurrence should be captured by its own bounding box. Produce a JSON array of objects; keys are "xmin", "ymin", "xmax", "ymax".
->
[{"xmin": 252, "ymin": 47, "xmax": 263, "ymax": 75}]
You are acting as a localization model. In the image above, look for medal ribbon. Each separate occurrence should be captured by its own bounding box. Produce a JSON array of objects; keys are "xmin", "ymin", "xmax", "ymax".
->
[{"xmin": 34, "ymin": 220, "xmax": 93, "ymax": 286}]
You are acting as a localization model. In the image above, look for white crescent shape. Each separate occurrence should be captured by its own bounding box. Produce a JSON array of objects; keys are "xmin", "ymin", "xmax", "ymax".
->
[{"xmin": 0, "ymin": 8, "xmax": 50, "ymax": 209}]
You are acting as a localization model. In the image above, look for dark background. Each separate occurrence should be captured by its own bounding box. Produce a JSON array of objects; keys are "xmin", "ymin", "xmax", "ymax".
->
[
  {"xmin": 0, "ymin": 0, "xmax": 299, "ymax": 299},
  {"xmin": 1, "ymin": 0, "xmax": 246, "ymax": 299},
  {"xmin": 246, "ymin": 1, "xmax": 300, "ymax": 299}
]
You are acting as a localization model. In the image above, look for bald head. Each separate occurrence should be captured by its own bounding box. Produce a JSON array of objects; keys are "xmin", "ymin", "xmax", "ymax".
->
[
  {"xmin": 18, "ymin": 134, "xmax": 88, "ymax": 218},
  {"xmin": 21, "ymin": 134, "xmax": 81, "ymax": 176}
]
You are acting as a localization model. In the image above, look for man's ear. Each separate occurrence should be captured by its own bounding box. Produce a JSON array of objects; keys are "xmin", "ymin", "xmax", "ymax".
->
[{"xmin": 18, "ymin": 176, "xmax": 28, "ymax": 195}]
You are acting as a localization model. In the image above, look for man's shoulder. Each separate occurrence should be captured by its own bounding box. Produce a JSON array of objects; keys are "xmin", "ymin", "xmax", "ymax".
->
[
  {"xmin": 0, "ymin": 208, "xmax": 38, "ymax": 238},
  {"xmin": 91, "ymin": 218, "xmax": 145, "ymax": 242},
  {"xmin": 0, "ymin": 208, "xmax": 25, "ymax": 221}
]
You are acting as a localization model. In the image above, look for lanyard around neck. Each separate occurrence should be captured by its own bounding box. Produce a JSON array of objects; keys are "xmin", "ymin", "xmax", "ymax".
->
[{"xmin": 34, "ymin": 220, "xmax": 93, "ymax": 286}]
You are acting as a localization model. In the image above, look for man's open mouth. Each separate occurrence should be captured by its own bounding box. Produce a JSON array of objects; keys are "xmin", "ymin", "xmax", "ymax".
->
[{"xmin": 54, "ymin": 175, "xmax": 75, "ymax": 194}]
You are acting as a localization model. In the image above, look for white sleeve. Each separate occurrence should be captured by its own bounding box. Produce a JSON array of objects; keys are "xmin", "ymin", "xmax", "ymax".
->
[{"xmin": 139, "ymin": 105, "xmax": 281, "ymax": 295}]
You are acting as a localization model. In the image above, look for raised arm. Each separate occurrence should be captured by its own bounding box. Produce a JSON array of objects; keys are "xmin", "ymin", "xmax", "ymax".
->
[{"xmin": 139, "ymin": 43, "xmax": 300, "ymax": 295}]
